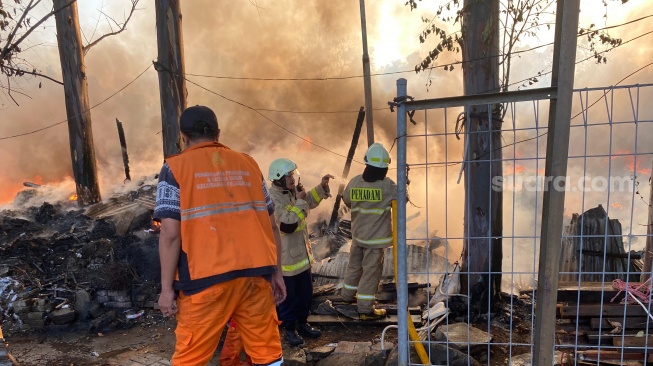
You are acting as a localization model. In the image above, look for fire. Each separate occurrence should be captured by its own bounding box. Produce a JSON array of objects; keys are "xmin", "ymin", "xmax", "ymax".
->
[
  {"xmin": 610, "ymin": 150, "xmax": 652, "ymax": 176},
  {"xmin": 69, "ymin": 194, "xmax": 78, "ymax": 201},
  {"xmin": 611, "ymin": 202, "xmax": 624, "ymax": 210},
  {"xmin": 299, "ymin": 137, "xmax": 312, "ymax": 151}
]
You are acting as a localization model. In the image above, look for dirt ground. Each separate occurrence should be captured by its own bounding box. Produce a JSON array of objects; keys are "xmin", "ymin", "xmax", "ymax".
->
[{"xmin": 4, "ymin": 313, "xmax": 394, "ymax": 366}]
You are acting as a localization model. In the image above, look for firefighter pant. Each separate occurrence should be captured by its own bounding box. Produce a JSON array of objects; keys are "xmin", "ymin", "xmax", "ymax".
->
[
  {"xmin": 219, "ymin": 320, "xmax": 252, "ymax": 366},
  {"xmin": 171, "ymin": 276, "xmax": 282, "ymax": 366},
  {"xmin": 341, "ymin": 243, "xmax": 385, "ymax": 314},
  {"xmin": 277, "ymin": 268, "xmax": 313, "ymax": 327}
]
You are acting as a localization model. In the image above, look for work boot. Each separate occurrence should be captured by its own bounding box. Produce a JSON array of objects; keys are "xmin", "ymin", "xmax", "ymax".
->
[
  {"xmin": 359, "ymin": 308, "xmax": 387, "ymax": 321},
  {"xmin": 282, "ymin": 325, "xmax": 305, "ymax": 347},
  {"xmin": 297, "ymin": 322, "xmax": 321, "ymax": 338}
]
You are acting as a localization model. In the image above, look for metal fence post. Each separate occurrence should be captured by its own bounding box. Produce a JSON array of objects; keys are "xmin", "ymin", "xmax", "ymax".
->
[
  {"xmin": 396, "ymin": 78, "xmax": 409, "ymax": 366},
  {"xmin": 533, "ymin": 0, "xmax": 581, "ymax": 365}
]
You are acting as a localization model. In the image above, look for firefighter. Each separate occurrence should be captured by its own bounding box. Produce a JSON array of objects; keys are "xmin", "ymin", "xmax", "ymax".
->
[
  {"xmin": 155, "ymin": 105, "xmax": 286, "ymax": 365},
  {"xmin": 268, "ymin": 158, "xmax": 333, "ymax": 346},
  {"xmin": 341, "ymin": 143, "xmax": 396, "ymax": 320}
]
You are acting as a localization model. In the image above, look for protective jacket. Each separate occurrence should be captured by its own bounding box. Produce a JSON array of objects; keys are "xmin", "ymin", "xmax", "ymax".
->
[
  {"xmin": 270, "ymin": 183, "xmax": 329, "ymax": 276},
  {"xmin": 343, "ymin": 175, "xmax": 397, "ymax": 248},
  {"xmin": 166, "ymin": 142, "xmax": 277, "ymax": 294}
]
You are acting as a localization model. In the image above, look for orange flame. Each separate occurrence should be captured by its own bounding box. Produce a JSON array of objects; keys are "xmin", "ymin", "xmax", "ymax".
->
[
  {"xmin": 69, "ymin": 194, "xmax": 78, "ymax": 201},
  {"xmin": 611, "ymin": 202, "xmax": 624, "ymax": 210}
]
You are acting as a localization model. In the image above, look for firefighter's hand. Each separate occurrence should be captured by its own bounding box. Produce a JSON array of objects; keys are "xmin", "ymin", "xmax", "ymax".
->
[
  {"xmin": 321, "ymin": 174, "xmax": 335, "ymax": 190},
  {"xmin": 158, "ymin": 288, "xmax": 178, "ymax": 317},
  {"xmin": 271, "ymin": 271, "xmax": 287, "ymax": 305},
  {"xmin": 296, "ymin": 188, "xmax": 307, "ymax": 200}
]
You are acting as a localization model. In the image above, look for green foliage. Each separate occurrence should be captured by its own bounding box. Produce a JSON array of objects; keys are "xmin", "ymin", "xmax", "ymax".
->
[{"xmin": 405, "ymin": 0, "xmax": 629, "ymax": 90}]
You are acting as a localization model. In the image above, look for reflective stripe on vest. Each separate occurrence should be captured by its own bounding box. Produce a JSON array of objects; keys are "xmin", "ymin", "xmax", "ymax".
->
[
  {"xmin": 357, "ymin": 293, "xmax": 375, "ymax": 300},
  {"xmin": 287, "ymin": 205, "xmax": 306, "ymax": 221},
  {"xmin": 310, "ymin": 188, "xmax": 321, "ymax": 203},
  {"xmin": 281, "ymin": 252, "xmax": 314, "ymax": 272},
  {"xmin": 343, "ymin": 283, "xmax": 358, "ymax": 290},
  {"xmin": 181, "ymin": 201, "xmax": 267, "ymax": 221},
  {"xmin": 354, "ymin": 236, "xmax": 393, "ymax": 245},
  {"xmin": 282, "ymin": 258, "xmax": 309, "ymax": 272},
  {"xmin": 350, "ymin": 207, "xmax": 391, "ymax": 215}
]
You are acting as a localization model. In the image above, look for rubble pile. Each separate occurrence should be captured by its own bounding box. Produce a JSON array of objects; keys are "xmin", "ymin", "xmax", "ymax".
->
[{"xmin": 0, "ymin": 186, "xmax": 161, "ymax": 335}]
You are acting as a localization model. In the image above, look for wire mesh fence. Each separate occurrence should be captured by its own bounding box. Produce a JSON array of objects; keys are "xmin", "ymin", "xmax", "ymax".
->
[{"xmin": 394, "ymin": 82, "xmax": 653, "ymax": 365}]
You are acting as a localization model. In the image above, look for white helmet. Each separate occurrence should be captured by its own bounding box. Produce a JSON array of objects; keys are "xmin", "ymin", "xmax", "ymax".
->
[
  {"xmin": 364, "ymin": 143, "xmax": 391, "ymax": 168},
  {"xmin": 268, "ymin": 158, "xmax": 299, "ymax": 181}
]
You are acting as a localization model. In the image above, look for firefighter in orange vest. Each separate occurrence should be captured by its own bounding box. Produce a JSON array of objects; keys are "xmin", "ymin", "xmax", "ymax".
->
[
  {"xmin": 268, "ymin": 158, "xmax": 333, "ymax": 346},
  {"xmin": 155, "ymin": 105, "xmax": 286, "ymax": 366},
  {"xmin": 341, "ymin": 143, "xmax": 396, "ymax": 320}
]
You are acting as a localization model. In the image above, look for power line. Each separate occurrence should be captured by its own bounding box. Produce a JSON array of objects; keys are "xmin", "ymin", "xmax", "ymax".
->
[
  {"xmin": 255, "ymin": 107, "xmax": 386, "ymax": 114},
  {"xmin": 185, "ymin": 14, "xmax": 653, "ymax": 83},
  {"xmin": 0, "ymin": 63, "xmax": 152, "ymax": 141},
  {"xmin": 462, "ymin": 61, "xmax": 653, "ymax": 166},
  {"xmin": 185, "ymin": 77, "xmax": 366, "ymax": 165}
]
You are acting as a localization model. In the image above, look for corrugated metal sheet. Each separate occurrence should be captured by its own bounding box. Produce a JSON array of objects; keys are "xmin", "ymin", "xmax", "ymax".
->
[
  {"xmin": 560, "ymin": 204, "xmax": 639, "ymax": 282},
  {"xmin": 311, "ymin": 240, "xmax": 451, "ymax": 287}
]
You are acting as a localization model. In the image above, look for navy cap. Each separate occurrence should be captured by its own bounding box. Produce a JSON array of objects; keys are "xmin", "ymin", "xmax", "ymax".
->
[{"xmin": 179, "ymin": 105, "xmax": 218, "ymax": 135}]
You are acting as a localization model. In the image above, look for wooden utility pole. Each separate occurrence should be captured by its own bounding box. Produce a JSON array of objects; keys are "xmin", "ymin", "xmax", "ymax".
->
[
  {"xmin": 329, "ymin": 107, "xmax": 366, "ymax": 229},
  {"xmin": 358, "ymin": 0, "xmax": 374, "ymax": 146},
  {"xmin": 155, "ymin": 0, "xmax": 187, "ymax": 157},
  {"xmin": 459, "ymin": 0, "xmax": 503, "ymax": 312},
  {"xmin": 53, "ymin": 0, "xmax": 102, "ymax": 205},
  {"xmin": 641, "ymin": 163, "xmax": 653, "ymax": 282}
]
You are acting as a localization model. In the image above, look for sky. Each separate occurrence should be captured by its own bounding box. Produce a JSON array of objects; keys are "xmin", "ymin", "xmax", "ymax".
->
[{"xmin": 1, "ymin": 0, "xmax": 652, "ymax": 280}]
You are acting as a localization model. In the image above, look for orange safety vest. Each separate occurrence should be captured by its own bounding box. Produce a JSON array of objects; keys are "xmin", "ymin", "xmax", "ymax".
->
[{"xmin": 166, "ymin": 142, "xmax": 277, "ymax": 293}]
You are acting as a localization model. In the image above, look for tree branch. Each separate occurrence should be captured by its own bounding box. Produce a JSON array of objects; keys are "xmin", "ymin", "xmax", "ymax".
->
[
  {"xmin": 1, "ymin": 0, "xmax": 77, "ymax": 62},
  {"xmin": 1, "ymin": 0, "xmax": 39, "ymax": 59},
  {"xmin": 5, "ymin": 76, "xmax": 19, "ymax": 106},
  {"xmin": 1, "ymin": 65, "xmax": 63, "ymax": 85},
  {"xmin": 83, "ymin": 0, "xmax": 139, "ymax": 55}
]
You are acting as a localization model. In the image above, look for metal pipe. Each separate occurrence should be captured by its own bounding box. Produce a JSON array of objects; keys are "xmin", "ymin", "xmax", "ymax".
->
[
  {"xmin": 533, "ymin": 0, "xmax": 581, "ymax": 365},
  {"xmin": 392, "ymin": 198, "xmax": 430, "ymax": 365},
  {"xmin": 396, "ymin": 78, "xmax": 409, "ymax": 366},
  {"xmin": 359, "ymin": 0, "xmax": 374, "ymax": 146}
]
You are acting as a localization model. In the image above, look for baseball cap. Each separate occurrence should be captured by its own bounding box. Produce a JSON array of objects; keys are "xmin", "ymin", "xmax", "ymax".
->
[{"xmin": 179, "ymin": 105, "xmax": 218, "ymax": 135}]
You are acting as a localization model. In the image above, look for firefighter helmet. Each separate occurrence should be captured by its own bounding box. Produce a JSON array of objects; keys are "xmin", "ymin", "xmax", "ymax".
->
[
  {"xmin": 268, "ymin": 158, "xmax": 299, "ymax": 181},
  {"xmin": 364, "ymin": 143, "xmax": 391, "ymax": 168}
]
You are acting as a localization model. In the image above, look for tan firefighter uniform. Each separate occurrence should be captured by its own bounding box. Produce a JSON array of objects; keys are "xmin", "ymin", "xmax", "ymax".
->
[
  {"xmin": 341, "ymin": 175, "xmax": 397, "ymax": 313},
  {"xmin": 270, "ymin": 184, "xmax": 330, "ymax": 276}
]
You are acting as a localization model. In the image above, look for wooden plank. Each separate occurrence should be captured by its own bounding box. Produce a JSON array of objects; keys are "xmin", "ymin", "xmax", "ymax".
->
[
  {"xmin": 586, "ymin": 330, "xmax": 642, "ymax": 343},
  {"xmin": 614, "ymin": 335, "xmax": 653, "ymax": 348},
  {"xmin": 578, "ymin": 349, "xmax": 651, "ymax": 361},
  {"xmin": 559, "ymin": 304, "xmax": 649, "ymax": 319},
  {"xmin": 591, "ymin": 317, "xmax": 652, "ymax": 330},
  {"xmin": 312, "ymin": 284, "xmax": 336, "ymax": 297},
  {"xmin": 557, "ymin": 281, "xmax": 623, "ymax": 303},
  {"xmin": 307, "ymin": 314, "xmax": 421, "ymax": 326}
]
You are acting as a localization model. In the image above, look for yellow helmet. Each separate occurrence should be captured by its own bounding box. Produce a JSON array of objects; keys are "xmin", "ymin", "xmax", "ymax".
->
[
  {"xmin": 364, "ymin": 143, "xmax": 391, "ymax": 168},
  {"xmin": 268, "ymin": 158, "xmax": 299, "ymax": 180}
]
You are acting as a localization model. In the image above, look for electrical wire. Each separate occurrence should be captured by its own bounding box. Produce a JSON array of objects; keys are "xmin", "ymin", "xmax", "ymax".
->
[
  {"xmin": 185, "ymin": 77, "xmax": 366, "ymax": 165},
  {"xmin": 0, "ymin": 63, "xmax": 152, "ymax": 141},
  {"xmin": 185, "ymin": 14, "xmax": 653, "ymax": 83}
]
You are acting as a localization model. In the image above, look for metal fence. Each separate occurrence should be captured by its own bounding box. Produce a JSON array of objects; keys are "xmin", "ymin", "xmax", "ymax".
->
[{"xmin": 393, "ymin": 82, "xmax": 653, "ymax": 365}]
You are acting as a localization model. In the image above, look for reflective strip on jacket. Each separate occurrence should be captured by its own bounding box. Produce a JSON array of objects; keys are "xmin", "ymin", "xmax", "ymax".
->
[
  {"xmin": 166, "ymin": 142, "xmax": 277, "ymax": 293},
  {"xmin": 343, "ymin": 175, "xmax": 397, "ymax": 248},
  {"xmin": 270, "ymin": 183, "xmax": 329, "ymax": 276}
]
